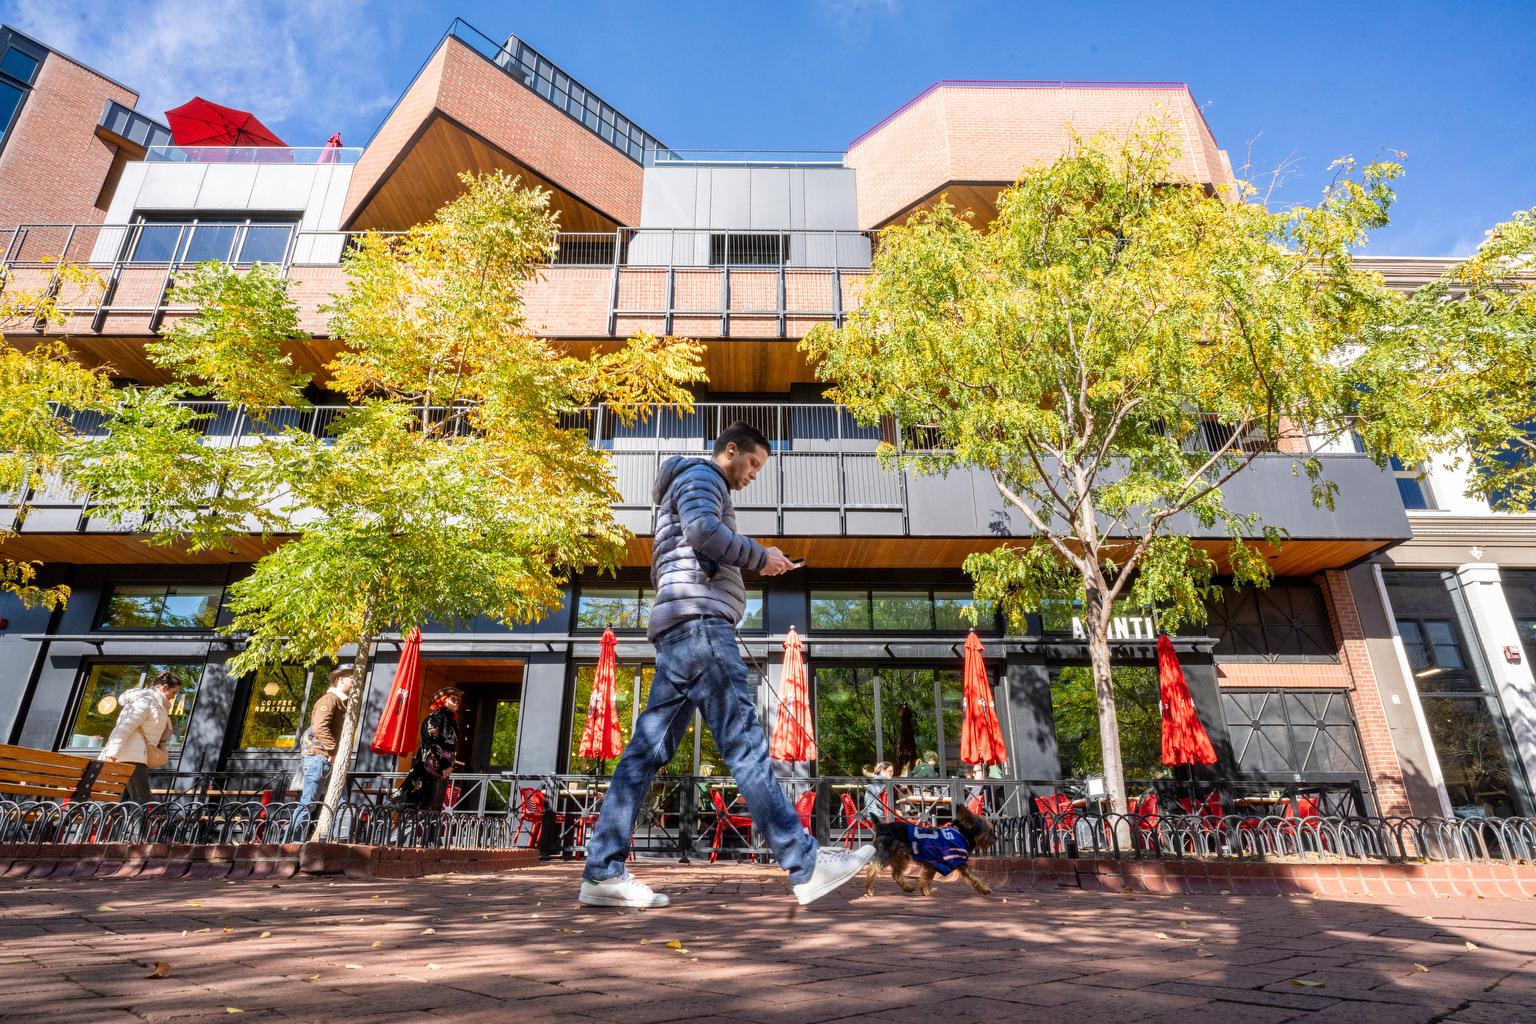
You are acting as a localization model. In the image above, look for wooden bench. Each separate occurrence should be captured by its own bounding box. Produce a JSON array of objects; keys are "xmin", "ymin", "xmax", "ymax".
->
[{"xmin": 0, "ymin": 743, "xmax": 139, "ymax": 803}]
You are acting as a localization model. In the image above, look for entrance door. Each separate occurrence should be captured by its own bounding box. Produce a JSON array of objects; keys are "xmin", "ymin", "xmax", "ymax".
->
[{"xmin": 462, "ymin": 685, "xmax": 522, "ymax": 773}]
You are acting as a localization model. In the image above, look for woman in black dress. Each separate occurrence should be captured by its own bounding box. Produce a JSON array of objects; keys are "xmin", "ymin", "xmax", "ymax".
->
[{"xmin": 394, "ymin": 687, "xmax": 462, "ymax": 812}]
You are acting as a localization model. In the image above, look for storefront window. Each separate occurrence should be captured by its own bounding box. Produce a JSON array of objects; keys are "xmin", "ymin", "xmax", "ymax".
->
[
  {"xmin": 810, "ymin": 589, "xmax": 986, "ymax": 633},
  {"xmin": 236, "ymin": 665, "xmax": 318, "ymax": 750},
  {"xmin": 1384, "ymin": 571, "xmax": 1529, "ymax": 816},
  {"xmin": 100, "ymin": 583, "xmax": 222, "ymax": 630},
  {"xmin": 1207, "ymin": 583, "xmax": 1337, "ymax": 661},
  {"xmin": 1050, "ymin": 666, "xmax": 1161, "ymax": 779},
  {"xmin": 813, "ymin": 666, "xmax": 970, "ymax": 776},
  {"xmin": 64, "ymin": 662, "xmax": 202, "ymax": 752},
  {"xmin": 574, "ymin": 585, "xmax": 763, "ymax": 631},
  {"xmin": 1220, "ymin": 689, "xmax": 1365, "ymax": 777}
]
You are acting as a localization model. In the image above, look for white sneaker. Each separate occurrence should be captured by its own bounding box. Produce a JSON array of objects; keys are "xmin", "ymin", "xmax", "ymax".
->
[
  {"xmin": 792, "ymin": 845, "xmax": 877, "ymax": 906},
  {"xmin": 578, "ymin": 871, "xmax": 670, "ymax": 908}
]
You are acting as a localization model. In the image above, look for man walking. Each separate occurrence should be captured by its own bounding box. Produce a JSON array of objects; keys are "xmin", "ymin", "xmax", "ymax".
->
[{"xmin": 580, "ymin": 422, "xmax": 874, "ymax": 908}]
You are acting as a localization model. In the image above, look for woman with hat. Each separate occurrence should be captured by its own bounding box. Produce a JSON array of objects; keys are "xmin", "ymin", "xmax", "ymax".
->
[{"xmin": 393, "ymin": 686, "xmax": 462, "ymax": 812}]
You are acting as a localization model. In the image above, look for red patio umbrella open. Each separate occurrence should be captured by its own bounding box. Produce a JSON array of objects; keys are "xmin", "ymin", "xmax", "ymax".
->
[
  {"xmin": 578, "ymin": 629, "xmax": 624, "ymax": 761},
  {"xmin": 770, "ymin": 627, "xmax": 816, "ymax": 761},
  {"xmin": 165, "ymin": 97, "xmax": 288, "ymax": 147},
  {"xmin": 960, "ymin": 631, "xmax": 1007, "ymax": 766},
  {"xmin": 1157, "ymin": 634, "xmax": 1217, "ymax": 766},
  {"xmin": 370, "ymin": 627, "xmax": 423, "ymax": 756}
]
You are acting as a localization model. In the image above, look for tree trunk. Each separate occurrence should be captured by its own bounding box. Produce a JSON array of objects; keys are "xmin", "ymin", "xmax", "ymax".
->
[
  {"xmin": 1084, "ymin": 581, "xmax": 1132, "ymax": 846},
  {"xmin": 313, "ymin": 602, "xmax": 377, "ymax": 841}
]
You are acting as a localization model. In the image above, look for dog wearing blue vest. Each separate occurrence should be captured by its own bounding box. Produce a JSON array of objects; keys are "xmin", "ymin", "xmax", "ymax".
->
[{"xmin": 862, "ymin": 802, "xmax": 996, "ymax": 897}]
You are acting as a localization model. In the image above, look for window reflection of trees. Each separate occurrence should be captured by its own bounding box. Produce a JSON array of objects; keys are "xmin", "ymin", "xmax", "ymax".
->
[{"xmin": 1050, "ymin": 666, "xmax": 1162, "ymax": 778}]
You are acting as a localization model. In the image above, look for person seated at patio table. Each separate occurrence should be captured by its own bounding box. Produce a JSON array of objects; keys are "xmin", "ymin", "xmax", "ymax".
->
[
  {"xmin": 911, "ymin": 751, "xmax": 940, "ymax": 778},
  {"xmin": 963, "ymin": 762, "xmax": 988, "ymax": 811},
  {"xmin": 862, "ymin": 762, "xmax": 894, "ymax": 820}
]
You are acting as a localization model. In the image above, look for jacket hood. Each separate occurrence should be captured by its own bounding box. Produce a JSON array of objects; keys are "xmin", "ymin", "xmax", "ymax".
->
[{"xmin": 653, "ymin": 455, "xmax": 721, "ymax": 504}]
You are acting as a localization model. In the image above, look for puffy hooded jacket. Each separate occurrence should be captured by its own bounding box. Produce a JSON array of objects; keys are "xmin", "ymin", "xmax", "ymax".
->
[{"xmin": 648, "ymin": 455, "xmax": 768, "ymax": 640}]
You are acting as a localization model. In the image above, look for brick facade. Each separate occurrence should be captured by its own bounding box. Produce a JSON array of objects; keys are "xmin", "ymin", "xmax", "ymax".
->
[
  {"xmin": 0, "ymin": 52, "xmax": 137, "ymax": 227},
  {"xmin": 1321, "ymin": 568, "xmax": 1413, "ymax": 816}
]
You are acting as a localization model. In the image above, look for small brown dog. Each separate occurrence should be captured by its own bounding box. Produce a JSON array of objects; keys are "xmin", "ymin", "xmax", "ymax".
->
[{"xmin": 862, "ymin": 802, "xmax": 996, "ymax": 896}]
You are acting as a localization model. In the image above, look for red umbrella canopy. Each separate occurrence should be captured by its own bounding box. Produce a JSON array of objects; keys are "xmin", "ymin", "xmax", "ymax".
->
[
  {"xmin": 1157, "ymin": 634, "xmax": 1218, "ymax": 766},
  {"xmin": 165, "ymin": 97, "xmax": 287, "ymax": 147},
  {"xmin": 770, "ymin": 627, "xmax": 817, "ymax": 761},
  {"xmin": 578, "ymin": 629, "xmax": 624, "ymax": 760},
  {"xmin": 959, "ymin": 631, "xmax": 1007, "ymax": 766},
  {"xmin": 370, "ymin": 627, "xmax": 423, "ymax": 756}
]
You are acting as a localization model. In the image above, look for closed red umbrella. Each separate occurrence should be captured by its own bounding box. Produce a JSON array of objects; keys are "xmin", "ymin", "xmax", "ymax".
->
[
  {"xmin": 370, "ymin": 627, "xmax": 423, "ymax": 756},
  {"xmin": 318, "ymin": 132, "xmax": 344, "ymax": 164},
  {"xmin": 165, "ymin": 97, "xmax": 287, "ymax": 147},
  {"xmin": 771, "ymin": 627, "xmax": 816, "ymax": 761},
  {"xmin": 960, "ymin": 631, "xmax": 1006, "ymax": 766},
  {"xmin": 578, "ymin": 629, "xmax": 624, "ymax": 760},
  {"xmin": 1157, "ymin": 634, "xmax": 1217, "ymax": 765}
]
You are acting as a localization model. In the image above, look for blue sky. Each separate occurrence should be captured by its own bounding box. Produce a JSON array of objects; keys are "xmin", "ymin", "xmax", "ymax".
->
[{"xmin": 5, "ymin": 0, "xmax": 1532, "ymax": 256}]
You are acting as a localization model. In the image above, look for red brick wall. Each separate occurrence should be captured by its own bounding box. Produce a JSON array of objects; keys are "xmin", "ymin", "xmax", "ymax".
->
[
  {"xmin": 1321, "ymin": 568, "xmax": 1412, "ymax": 817},
  {"xmin": 846, "ymin": 83, "xmax": 1233, "ymax": 229},
  {"xmin": 0, "ymin": 53, "xmax": 138, "ymax": 227}
]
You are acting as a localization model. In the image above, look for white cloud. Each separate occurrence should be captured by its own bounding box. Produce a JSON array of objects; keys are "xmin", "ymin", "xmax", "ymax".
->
[
  {"xmin": 819, "ymin": 0, "xmax": 902, "ymax": 36},
  {"xmin": 9, "ymin": 0, "xmax": 404, "ymax": 144}
]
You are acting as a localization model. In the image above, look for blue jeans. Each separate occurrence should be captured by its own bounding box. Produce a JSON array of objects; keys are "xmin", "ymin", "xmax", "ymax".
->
[
  {"xmin": 293, "ymin": 754, "xmax": 329, "ymax": 835},
  {"xmin": 583, "ymin": 618, "xmax": 819, "ymax": 885}
]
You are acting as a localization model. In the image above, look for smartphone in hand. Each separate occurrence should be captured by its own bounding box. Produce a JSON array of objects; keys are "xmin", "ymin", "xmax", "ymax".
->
[{"xmin": 787, "ymin": 557, "xmax": 806, "ymax": 569}]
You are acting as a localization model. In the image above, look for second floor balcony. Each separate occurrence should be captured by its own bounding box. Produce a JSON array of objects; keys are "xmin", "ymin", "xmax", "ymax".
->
[
  {"xmin": 0, "ymin": 222, "xmax": 874, "ymax": 341},
  {"xmin": 0, "ymin": 402, "xmax": 1412, "ymax": 567}
]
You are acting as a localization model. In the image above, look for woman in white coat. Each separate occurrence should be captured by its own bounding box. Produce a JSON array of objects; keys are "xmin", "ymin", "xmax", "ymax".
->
[{"xmin": 99, "ymin": 671, "xmax": 180, "ymax": 803}]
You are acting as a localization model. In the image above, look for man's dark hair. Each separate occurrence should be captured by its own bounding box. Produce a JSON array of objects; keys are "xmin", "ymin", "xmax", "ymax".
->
[
  {"xmin": 151, "ymin": 671, "xmax": 179, "ymax": 690},
  {"xmin": 713, "ymin": 421, "xmax": 770, "ymax": 457}
]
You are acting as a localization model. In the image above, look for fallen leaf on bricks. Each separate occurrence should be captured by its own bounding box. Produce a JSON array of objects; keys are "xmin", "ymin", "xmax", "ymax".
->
[
  {"xmin": 193, "ymin": 928, "xmax": 211, "ymax": 935},
  {"xmin": 639, "ymin": 939, "xmax": 649, "ymax": 945},
  {"xmin": 1288, "ymin": 979, "xmax": 1326, "ymax": 988},
  {"xmin": 665, "ymin": 940, "xmax": 683, "ymax": 949},
  {"xmin": 225, "ymin": 1010, "xmax": 242, "ymax": 1015},
  {"xmin": 530, "ymin": 913, "xmax": 542, "ymax": 919},
  {"xmin": 96, "ymin": 904, "xmax": 115, "ymax": 912},
  {"xmin": 1195, "ymin": 947, "xmax": 1214, "ymax": 958},
  {"xmin": 258, "ymin": 931, "xmax": 271, "ymax": 939},
  {"xmin": 1155, "ymin": 932, "xmax": 1171, "ymax": 940},
  {"xmin": 420, "ymin": 928, "xmax": 435, "ymax": 935},
  {"xmin": 1413, "ymin": 963, "xmax": 1430, "ymax": 973},
  {"xmin": 427, "ymin": 963, "xmax": 442, "ymax": 971},
  {"xmin": 303, "ymin": 974, "xmax": 320, "ymax": 983},
  {"xmin": 1218, "ymin": 890, "xmax": 1232, "ymax": 896},
  {"xmin": 371, "ymin": 941, "xmax": 382, "ymax": 948},
  {"xmin": 1421, "ymin": 915, "xmax": 1433, "ymax": 921},
  {"xmin": 221, "ymin": 928, "xmax": 235, "ymax": 935},
  {"xmin": 1465, "ymin": 941, "xmax": 1479, "ymax": 951},
  {"xmin": 344, "ymin": 964, "xmax": 362, "ymax": 970},
  {"xmin": 146, "ymin": 962, "xmax": 171, "ymax": 979},
  {"xmin": 187, "ymin": 901, "xmax": 203, "ymax": 907}
]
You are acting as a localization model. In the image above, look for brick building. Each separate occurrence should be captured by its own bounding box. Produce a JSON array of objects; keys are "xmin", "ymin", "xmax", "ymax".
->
[{"xmin": 0, "ymin": 18, "xmax": 1528, "ymax": 829}]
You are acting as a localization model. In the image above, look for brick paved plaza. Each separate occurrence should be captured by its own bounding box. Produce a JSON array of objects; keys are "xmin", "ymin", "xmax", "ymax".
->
[{"xmin": 2, "ymin": 862, "xmax": 1534, "ymax": 1024}]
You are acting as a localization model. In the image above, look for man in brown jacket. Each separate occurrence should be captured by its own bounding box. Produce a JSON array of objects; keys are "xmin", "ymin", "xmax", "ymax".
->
[{"xmin": 297, "ymin": 668, "xmax": 355, "ymax": 813}]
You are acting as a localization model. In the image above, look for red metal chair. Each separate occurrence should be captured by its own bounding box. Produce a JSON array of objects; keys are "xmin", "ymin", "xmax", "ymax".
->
[
  {"xmin": 1277, "ymin": 795, "xmax": 1329, "ymax": 851},
  {"xmin": 1034, "ymin": 793, "xmax": 1077, "ymax": 849},
  {"xmin": 964, "ymin": 791, "xmax": 987, "ymax": 816},
  {"xmin": 794, "ymin": 789, "xmax": 816, "ymax": 834},
  {"xmin": 1131, "ymin": 791, "xmax": 1159, "ymax": 850},
  {"xmin": 838, "ymin": 792, "xmax": 876, "ymax": 848},
  {"xmin": 709, "ymin": 789, "xmax": 756, "ymax": 862},
  {"xmin": 513, "ymin": 787, "xmax": 563, "ymax": 848}
]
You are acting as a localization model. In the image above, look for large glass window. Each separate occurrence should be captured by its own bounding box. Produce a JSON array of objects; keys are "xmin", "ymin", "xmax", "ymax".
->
[
  {"xmin": 64, "ymin": 662, "xmax": 202, "ymax": 752},
  {"xmin": 813, "ymin": 666, "xmax": 972, "ymax": 776},
  {"xmin": 0, "ymin": 30, "xmax": 43, "ymax": 152},
  {"xmin": 236, "ymin": 665, "xmax": 320, "ymax": 750},
  {"xmin": 100, "ymin": 582, "xmax": 222, "ymax": 630},
  {"xmin": 1207, "ymin": 583, "xmax": 1338, "ymax": 662},
  {"xmin": 127, "ymin": 217, "xmax": 296, "ymax": 264},
  {"xmin": 0, "ymin": 81, "xmax": 21, "ymax": 143},
  {"xmin": 810, "ymin": 589, "xmax": 987, "ymax": 633},
  {"xmin": 567, "ymin": 663, "xmax": 741, "ymax": 775},
  {"xmin": 574, "ymin": 584, "xmax": 763, "ymax": 631},
  {"xmin": 1220, "ymin": 689, "xmax": 1365, "ymax": 777},
  {"xmin": 1384, "ymin": 571, "xmax": 1529, "ymax": 816},
  {"xmin": 1050, "ymin": 666, "xmax": 1162, "ymax": 779}
]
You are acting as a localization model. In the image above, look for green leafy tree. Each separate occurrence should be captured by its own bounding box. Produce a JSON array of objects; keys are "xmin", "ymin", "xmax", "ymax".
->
[
  {"xmin": 803, "ymin": 126, "xmax": 1536, "ymax": 819},
  {"xmin": 71, "ymin": 172, "xmax": 706, "ymax": 834},
  {"xmin": 0, "ymin": 260, "xmax": 112, "ymax": 609}
]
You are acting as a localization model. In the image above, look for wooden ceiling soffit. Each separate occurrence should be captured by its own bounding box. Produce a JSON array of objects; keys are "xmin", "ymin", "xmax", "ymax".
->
[
  {"xmin": 346, "ymin": 113, "xmax": 623, "ymax": 233},
  {"xmin": 621, "ymin": 535, "xmax": 1392, "ymax": 574},
  {"xmin": 875, "ymin": 181, "xmax": 1006, "ymax": 231}
]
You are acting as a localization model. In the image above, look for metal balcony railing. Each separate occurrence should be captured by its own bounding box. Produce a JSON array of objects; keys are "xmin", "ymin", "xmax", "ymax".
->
[{"xmin": 142, "ymin": 146, "xmax": 364, "ymax": 165}]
